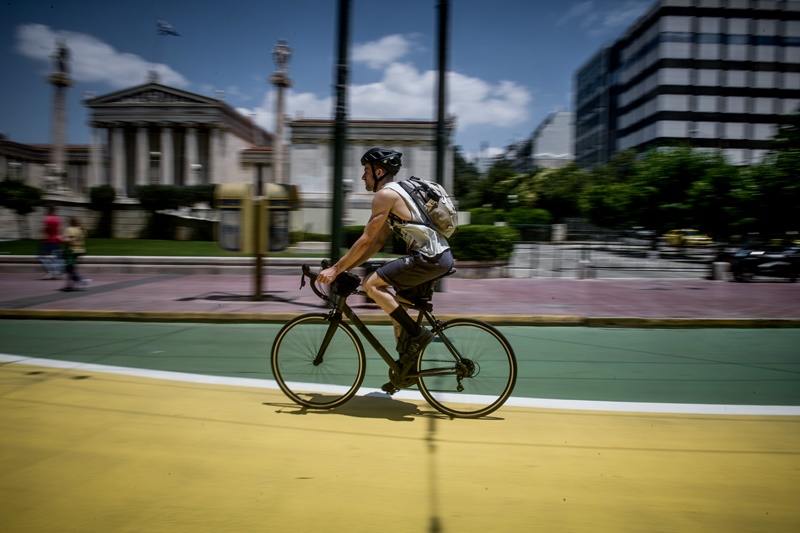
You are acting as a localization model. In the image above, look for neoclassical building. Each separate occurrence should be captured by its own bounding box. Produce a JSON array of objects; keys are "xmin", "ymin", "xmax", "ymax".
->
[
  {"xmin": 288, "ymin": 118, "xmax": 454, "ymax": 232},
  {"xmin": 0, "ymin": 81, "xmax": 454, "ymax": 235},
  {"xmin": 84, "ymin": 83, "xmax": 274, "ymax": 196}
]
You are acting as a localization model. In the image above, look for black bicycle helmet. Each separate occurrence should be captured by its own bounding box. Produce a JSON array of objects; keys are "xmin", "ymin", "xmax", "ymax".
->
[{"xmin": 361, "ymin": 147, "xmax": 402, "ymax": 174}]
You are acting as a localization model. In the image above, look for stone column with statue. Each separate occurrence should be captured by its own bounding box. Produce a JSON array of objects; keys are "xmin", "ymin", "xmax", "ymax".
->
[
  {"xmin": 47, "ymin": 39, "xmax": 73, "ymax": 193},
  {"xmin": 269, "ymin": 39, "xmax": 293, "ymax": 185}
]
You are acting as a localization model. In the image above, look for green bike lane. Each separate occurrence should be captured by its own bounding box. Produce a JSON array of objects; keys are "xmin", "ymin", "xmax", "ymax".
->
[
  {"xmin": 2, "ymin": 320, "xmax": 800, "ymax": 532},
  {"xmin": 1, "ymin": 319, "xmax": 799, "ymax": 409}
]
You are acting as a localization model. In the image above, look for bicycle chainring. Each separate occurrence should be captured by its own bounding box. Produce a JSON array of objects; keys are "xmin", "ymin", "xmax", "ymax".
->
[{"xmin": 388, "ymin": 368, "xmax": 416, "ymax": 390}]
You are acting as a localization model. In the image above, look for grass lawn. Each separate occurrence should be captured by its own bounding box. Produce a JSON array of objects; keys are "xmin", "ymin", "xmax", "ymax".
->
[{"xmin": 0, "ymin": 239, "xmax": 399, "ymax": 259}]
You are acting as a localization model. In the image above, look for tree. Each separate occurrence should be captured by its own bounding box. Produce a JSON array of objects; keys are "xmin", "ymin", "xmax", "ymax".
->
[
  {"xmin": 630, "ymin": 146, "xmax": 716, "ymax": 234},
  {"xmin": 0, "ymin": 180, "xmax": 43, "ymax": 239},
  {"xmin": 452, "ymin": 146, "xmax": 481, "ymax": 203},
  {"xmin": 534, "ymin": 163, "xmax": 590, "ymax": 221},
  {"xmin": 465, "ymin": 158, "xmax": 519, "ymax": 209},
  {"xmin": 89, "ymin": 185, "xmax": 116, "ymax": 238},
  {"xmin": 742, "ymin": 151, "xmax": 800, "ymax": 238}
]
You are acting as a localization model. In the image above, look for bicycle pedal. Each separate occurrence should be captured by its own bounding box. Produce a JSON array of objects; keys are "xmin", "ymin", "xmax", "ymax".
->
[{"xmin": 381, "ymin": 382, "xmax": 399, "ymax": 395}]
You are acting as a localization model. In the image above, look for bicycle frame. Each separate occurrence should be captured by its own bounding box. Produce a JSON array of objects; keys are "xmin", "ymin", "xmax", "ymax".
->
[{"xmin": 302, "ymin": 266, "xmax": 465, "ymax": 380}]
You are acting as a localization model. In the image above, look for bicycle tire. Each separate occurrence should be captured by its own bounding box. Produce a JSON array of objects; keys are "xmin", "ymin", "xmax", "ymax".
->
[
  {"xmin": 271, "ymin": 313, "xmax": 366, "ymax": 409},
  {"xmin": 417, "ymin": 318, "xmax": 517, "ymax": 418}
]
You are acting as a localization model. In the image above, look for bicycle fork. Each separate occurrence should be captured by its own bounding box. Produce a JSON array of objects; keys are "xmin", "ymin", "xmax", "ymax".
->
[{"xmin": 313, "ymin": 295, "xmax": 349, "ymax": 365}]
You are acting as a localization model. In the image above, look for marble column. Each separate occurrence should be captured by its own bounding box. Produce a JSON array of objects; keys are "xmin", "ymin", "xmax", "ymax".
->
[
  {"xmin": 88, "ymin": 124, "xmax": 103, "ymax": 188},
  {"xmin": 112, "ymin": 126, "xmax": 126, "ymax": 195},
  {"xmin": 161, "ymin": 126, "xmax": 174, "ymax": 185},
  {"xmin": 184, "ymin": 126, "xmax": 198, "ymax": 185},
  {"xmin": 136, "ymin": 125, "xmax": 149, "ymax": 186},
  {"xmin": 210, "ymin": 125, "xmax": 222, "ymax": 184}
]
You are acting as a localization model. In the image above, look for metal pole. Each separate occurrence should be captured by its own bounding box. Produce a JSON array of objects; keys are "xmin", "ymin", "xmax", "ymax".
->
[
  {"xmin": 253, "ymin": 199, "xmax": 263, "ymax": 301},
  {"xmin": 330, "ymin": 0, "xmax": 351, "ymax": 263},
  {"xmin": 435, "ymin": 0, "xmax": 449, "ymax": 188},
  {"xmin": 435, "ymin": 0, "xmax": 449, "ymax": 292}
]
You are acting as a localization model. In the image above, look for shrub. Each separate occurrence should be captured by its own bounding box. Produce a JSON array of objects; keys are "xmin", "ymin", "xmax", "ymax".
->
[
  {"xmin": 0, "ymin": 179, "xmax": 43, "ymax": 216},
  {"xmin": 0, "ymin": 180, "xmax": 43, "ymax": 239},
  {"xmin": 184, "ymin": 184, "xmax": 215, "ymax": 206},
  {"xmin": 449, "ymin": 225, "xmax": 519, "ymax": 261},
  {"xmin": 135, "ymin": 185, "xmax": 183, "ymax": 212},
  {"xmin": 468, "ymin": 207, "xmax": 501, "ymax": 225},
  {"xmin": 89, "ymin": 185, "xmax": 116, "ymax": 238},
  {"xmin": 505, "ymin": 207, "xmax": 552, "ymax": 226}
]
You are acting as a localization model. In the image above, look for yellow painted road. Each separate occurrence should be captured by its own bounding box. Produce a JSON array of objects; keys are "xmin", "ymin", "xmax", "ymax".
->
[{"xmin": 1, "ymin": 363, "xmax": 799, "ymax": 533}]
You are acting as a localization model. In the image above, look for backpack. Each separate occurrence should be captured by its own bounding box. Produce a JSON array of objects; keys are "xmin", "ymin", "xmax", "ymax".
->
[{"xmin": 398, "ymin": 176, "xmax": 459, "ymax": 238}]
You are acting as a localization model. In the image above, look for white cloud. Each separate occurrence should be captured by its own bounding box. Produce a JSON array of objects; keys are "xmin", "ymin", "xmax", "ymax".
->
[
  {"xmin": 241, "ymin": 59, "xmax": 530, "ymax": 139},
  {"xmin": 557, "ymin": 1, "xmax": 649, "ymax": 36},
  {"xmin": 352, "ymin": 34, "xmax": 414, "ymax": 69},
  {"xmin": 15, "ymin": 23, "xmax": 188, "ymax": 89}
]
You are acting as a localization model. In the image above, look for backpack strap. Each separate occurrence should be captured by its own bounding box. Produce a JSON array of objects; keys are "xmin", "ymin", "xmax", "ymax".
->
[{"xmin": 398, "ymin": 178, "xmax": 438, "ymax": 231}]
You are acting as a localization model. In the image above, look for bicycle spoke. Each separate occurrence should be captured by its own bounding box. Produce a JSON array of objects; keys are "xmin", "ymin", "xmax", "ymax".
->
[
  {"xmin": 417, "ymin": 319, "xmax": 516, "ymax": 418},
  {"xmin": 271, "ymin": 314, "xmax": 365, "ymax": 409}
]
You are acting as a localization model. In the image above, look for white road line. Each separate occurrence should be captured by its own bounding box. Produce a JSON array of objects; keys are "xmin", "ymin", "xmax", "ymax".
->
[{"xmin": 2, "ymin": 353, "xmax": 799, "ymax": 416}]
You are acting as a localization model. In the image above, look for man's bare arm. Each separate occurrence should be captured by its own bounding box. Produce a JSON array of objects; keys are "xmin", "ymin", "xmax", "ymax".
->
[{"xmin": 317, "ymin": 190, "xmax": 394, "ymax": 283}]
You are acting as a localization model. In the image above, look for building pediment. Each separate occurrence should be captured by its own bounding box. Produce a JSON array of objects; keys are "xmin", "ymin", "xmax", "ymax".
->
[{"xmin": 87, "ymin": 83, "xmax": 217, "ymax": 107}]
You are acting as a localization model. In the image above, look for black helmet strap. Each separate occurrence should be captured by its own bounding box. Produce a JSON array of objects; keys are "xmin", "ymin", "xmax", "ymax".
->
[{"xmin": 370, "ymin": 164, "xmax": 387, "ymax": 193}]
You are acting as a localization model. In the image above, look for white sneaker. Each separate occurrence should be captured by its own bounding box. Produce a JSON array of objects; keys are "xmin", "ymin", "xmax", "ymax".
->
[
  {"xmin": 41, "ymin": 273, "xmax": 55, "ymax": 280},
  {"xmin": 79, "ymin": 279, "xmax": 93, "ymax": 289}
]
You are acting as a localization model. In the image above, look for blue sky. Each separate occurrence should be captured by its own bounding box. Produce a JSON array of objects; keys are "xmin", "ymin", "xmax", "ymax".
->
[{"xmin": 0, "ymin": 0, "xmax": 652, "ymax": 159}]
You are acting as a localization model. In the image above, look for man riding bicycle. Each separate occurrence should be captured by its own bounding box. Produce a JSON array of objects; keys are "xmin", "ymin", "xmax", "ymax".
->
[{"xmin": 317, "ymin": 147, "xmax": 455, "ymax": 373}]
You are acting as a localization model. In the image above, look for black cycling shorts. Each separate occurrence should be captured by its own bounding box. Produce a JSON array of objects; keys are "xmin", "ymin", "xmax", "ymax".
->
[{"xmin": 375, "ymin": 249, "xmax": 454, "ymax": 293}]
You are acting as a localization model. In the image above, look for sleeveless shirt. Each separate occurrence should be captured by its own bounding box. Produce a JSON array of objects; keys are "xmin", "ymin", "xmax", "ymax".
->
[{"xmin": 383, "ymin": 181, "xmax": 450, "ymax": 258}]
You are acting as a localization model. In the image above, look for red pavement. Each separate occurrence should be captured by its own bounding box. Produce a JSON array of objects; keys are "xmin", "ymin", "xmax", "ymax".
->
[{"xmin": 1, "ymin": 271, "xmax": 799, "ymax": 325}]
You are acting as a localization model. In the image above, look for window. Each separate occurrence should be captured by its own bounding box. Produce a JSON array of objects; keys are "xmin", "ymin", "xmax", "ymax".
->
[
  {"xmin": 661, "ymin": 16, "xmax": 692, "ymax": 33},
  {"xmin": 725, "ymin": 97, "xmax": 748, "ymax": 114},
  {"xmin": 752, "ymin": 124, "xmax": 775, "ymax": 141},
  {"xmin": 658, "ymin": 94, "xmax": 690, "ymax": 112},
  {"xmin": 660, "ymin": 68, "xmax": 691, "ymax": 85},
  {"xmin": 783, "ymin": 99, "xmax": 800, "ymax": 114},
  {"xmin": 657, "ymin": 120, "xmax": 688, "ymax": 138},
  {"xmin": 727, "ymin": 18, "xmax": 750, "ymax": 35},
  {"xmin": 726, "ymin": 71, "xmax": 748, "ymax": 87},
  {"xmin": 753, "ymin": 98, "xmax": 774, "ymax": 115},
  {"xmin": 661, "ymin": 32, "xmax": 693, "ymax": 43},
  {"xmin": 698, "ymin": 17, "xmax": 722, "ymax": 34},
  {"xmin": 697, "ymin": 96, "xmax": 719, "ymax": 113},
  {"xmin": 726, "ymin": 35, "xmax": 750, "ymax": 45},
  {"xmin": 697, "ymin": 33, "xmax": 723, "ymax": 44},
  {"xmin": 724, "ymin": 123, "xmax": 746, "ymax": 139},
  {"xmin": 661, "ymin": 42, "xmax": 692, "ymax": 59},
  {"xmin": 697, "ymin": 70, "xmax": 719, "ymax": 86},
  {"xmin": 755, "ymin": 71, "xmax": 775, "ymax": 89}
]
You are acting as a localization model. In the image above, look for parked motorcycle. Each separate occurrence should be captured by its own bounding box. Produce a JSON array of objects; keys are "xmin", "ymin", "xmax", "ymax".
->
[{"xmin": 729, "ymin": 245, "xmax": 800, "ymax": 282}]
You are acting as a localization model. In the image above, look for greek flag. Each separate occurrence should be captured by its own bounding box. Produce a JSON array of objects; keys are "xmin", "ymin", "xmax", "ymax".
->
[{"xmin": 156, "ymin": 20, "xmax": 180, "ymax": 36}]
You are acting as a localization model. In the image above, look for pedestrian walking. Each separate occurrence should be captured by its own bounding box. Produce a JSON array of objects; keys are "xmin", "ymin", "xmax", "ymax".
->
[
  {"xmin": 38, "ymin": 206, "xmax": 64, "ymax": 279},
  {"xmin": 60, "ymin": 217, "xmax": 91, "ymax": 291}
]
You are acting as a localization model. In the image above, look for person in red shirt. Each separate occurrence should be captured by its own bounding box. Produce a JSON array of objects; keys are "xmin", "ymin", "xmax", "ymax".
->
[{"xmin": 39, "ymin": 206, "xmax": 63, "ymax": 279}]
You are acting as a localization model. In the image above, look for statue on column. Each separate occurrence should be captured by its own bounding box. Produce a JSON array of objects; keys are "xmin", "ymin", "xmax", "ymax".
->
[
  {"xmin": 54, "ymin": 40, "xmax": 70, "ymax": 76},
  {"xmin": 272, "ymin": 39, "xmax": 291, "ymax": 73}
]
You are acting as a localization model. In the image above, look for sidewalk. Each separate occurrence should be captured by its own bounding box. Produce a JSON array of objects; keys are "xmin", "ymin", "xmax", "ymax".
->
[{"xmin": 1, "ymin": 269, "xmax": 799, "ymax": 326}]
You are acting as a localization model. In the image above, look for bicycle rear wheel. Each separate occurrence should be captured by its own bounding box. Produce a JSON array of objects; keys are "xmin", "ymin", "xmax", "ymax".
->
[
  {"xmin": 417, "ymin": 318, "xmax": 517, "ymax": 418},
  {"xmin": 271, "ymin": 313, "xmax": 366, "ymax": 409}
]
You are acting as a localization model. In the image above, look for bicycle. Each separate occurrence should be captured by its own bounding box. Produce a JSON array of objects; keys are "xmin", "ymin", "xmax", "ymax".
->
[{"xmin": 270, "ymin": 262, "xmax": 517, "ymax": 418}]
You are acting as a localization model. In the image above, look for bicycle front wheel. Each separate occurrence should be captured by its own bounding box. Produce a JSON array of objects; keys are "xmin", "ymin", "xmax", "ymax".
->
[
  {"xmin": 417, "ymin": 318, "xmax": 517, "ymax": 418},
  {"xmin": 271, "ymin": 313, "xmax": 366, "ymax": 409}
]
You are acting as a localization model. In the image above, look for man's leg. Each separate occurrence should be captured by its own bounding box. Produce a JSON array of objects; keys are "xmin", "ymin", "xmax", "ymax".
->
[{"xmin": 363, "ymin": 272, "xmax": 432, "ymax": 364}]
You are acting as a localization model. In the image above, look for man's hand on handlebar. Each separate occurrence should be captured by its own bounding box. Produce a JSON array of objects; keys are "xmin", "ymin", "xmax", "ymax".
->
[{"xmin": 317, "ymin": 266, "xmax": 338, "ymax": 285}]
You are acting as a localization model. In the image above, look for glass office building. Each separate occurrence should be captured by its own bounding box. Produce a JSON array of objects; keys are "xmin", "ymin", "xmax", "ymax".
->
[{"xmin": 575, "ymin": 0, "xmax": 800, "ymax": 167}]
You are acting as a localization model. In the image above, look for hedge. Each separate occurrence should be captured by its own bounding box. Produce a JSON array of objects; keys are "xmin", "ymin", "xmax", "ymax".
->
[{"xmin": 449, "ymin": 225, "xmax": 519, "ymax": 261}]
